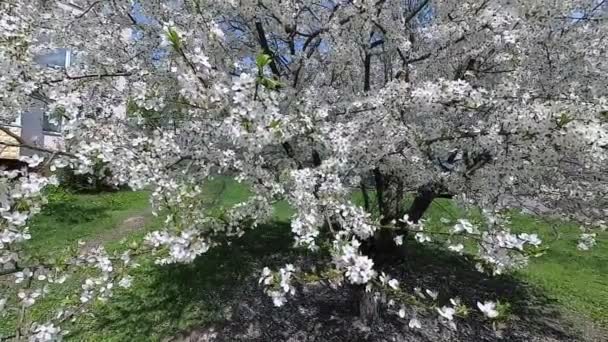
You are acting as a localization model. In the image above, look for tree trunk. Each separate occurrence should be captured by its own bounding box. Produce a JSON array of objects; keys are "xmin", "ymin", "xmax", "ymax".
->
[
  {"xmin": 373, "ymin": 168, "xmax": 389, "ymax": 223},
  {"xmin": 360, "ymin": 182, "xmax": 371, "ymax": 212},
  {"xmin": 355, "ymin": 285, "xmax": 380, "ymax": 325},
  {"xmin": 406, "ymin": 185, "xmax": 436, "ymax": 223}
]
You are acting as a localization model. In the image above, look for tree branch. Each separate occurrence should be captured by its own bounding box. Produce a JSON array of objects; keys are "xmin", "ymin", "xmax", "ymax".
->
[
  {"xmin": 46, "ymin": 71, "xmax": 132, "ymax": 84},
  {"xmin": 0, "ymin": 127, "xmax": 76, "ymax": 158},
  {"xmin": 74, "ymin": 0, "xmax": 102, "ymax": 19},
  {"xmin": 0, "ymin": 127, "xmax": 25, "ymax": 145},
  {"xmin": 255, "ymin": 21, "xmax": 282, "ymax": 78},
  {"xmin": 404, "ymin": 0, "xmax": 430, "ymax": 24}
]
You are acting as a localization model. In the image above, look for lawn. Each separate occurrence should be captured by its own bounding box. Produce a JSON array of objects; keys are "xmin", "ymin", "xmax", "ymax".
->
[
  {"xmin": 1, "ymin": 178, "xmax": 606, "ymax": 340},
  {"xmin": 423, "ymin": 198, "xmax": 608, "ymax": 327},
  {"xmin": 0, "ymin": 189, "xmax": 153, "ymax": 339},
  {"xmin": 25, "ymin": 189, "xmax": 151, "ymax": 256}
]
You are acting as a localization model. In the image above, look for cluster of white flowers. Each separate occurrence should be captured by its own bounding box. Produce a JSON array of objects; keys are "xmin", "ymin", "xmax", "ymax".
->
[
  {"xmin": 577, "ymin": 233, "xmax": 597, "ymax": 251},
  {"xmin": 259, "ymin": 264, "xmax": 296, "ymax": 307},
  {"xmin": 332, "ymin": 238, "xmax": 377, "ymax": 284},
  {"xmin": 477, "ymin": 230, "xmax": 542, "ymax": 275},
  {"xmin": 452, "ymin": 219, "xmax": 479, "ymax": 235},
  {"xmin": 477, "ymin": 301, "xmax": 499, "ymax": 319},
  {"xmin": 345, "ymin": 255, "xmax": 376, "ymax": 284},
  {"xmin": 74, "ymin": 247, "xmax": 118, "ymax": 303},
  {"xmin": 29, "ymin": 323, "xmax": 62, "ymax": 342},
  {"xmin": 436, "ymin": 305, "xmax": 456, "ymax": 321},
  {"xmin": 333, "ymin": 203, "xmax": 376, "ymax": 239},
  {"xmin": 18, "ymin": 289, "xmax": 42, "ymax": 308},
  {"xmin": 1, "ymin": 167, "xmax": 57, "ymax": 279},
  {"xmin": 145, "ymin": 229, "xmax": 210, "ymax": 264},
  {"xmin": 287, "ymin": 168, "xmax": 324, "ymax": 249}
]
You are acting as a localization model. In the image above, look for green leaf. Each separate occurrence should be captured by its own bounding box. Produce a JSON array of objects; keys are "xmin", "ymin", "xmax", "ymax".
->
[
  {"xmin": 166, "ymin": 27, "xmax": 182, "ymax": 50},
  {"xmin": 556, "ymin": 112, "xmax": 574, "ymax": 128},
  {"xmin": 268, "ymin": 119, "xmax": 281, "ymax": 129},
  {"xmin": 241, "ymin": 118, "xmax": 254, "ymax": 133},
  {"xmin": 255, "ymin": 53, "xmax": 272, "ymax": 68},
  {"xmin": 259, "ymin": 77, "xmax": 281, "ymax": 90}
]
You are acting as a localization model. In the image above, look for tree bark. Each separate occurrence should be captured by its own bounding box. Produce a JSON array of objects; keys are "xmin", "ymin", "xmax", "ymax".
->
[
  {"xmin": 373, "ymin": 168, "xmax": 388, "ymax": 223},
  {"xmin": 360, "ymin": 182, "xmax": 371, "ymax": 212},
  {"xmin": 356, "ymin": 285, "xmax": 380, "ymax": 325},
  {"xmin": 406, "ymin": 184, "xmax": 436, "ymax": 223}
]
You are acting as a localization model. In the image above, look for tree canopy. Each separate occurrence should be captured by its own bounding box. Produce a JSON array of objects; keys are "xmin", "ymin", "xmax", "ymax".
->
[{"xmin": 1, "ymin": 0, "xmax": 607, "ymax": 340}]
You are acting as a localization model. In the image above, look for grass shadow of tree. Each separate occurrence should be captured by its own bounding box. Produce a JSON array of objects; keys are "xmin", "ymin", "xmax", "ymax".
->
[
  {"xmin": 384, "ymin": 239, "xmax": 580, "ymax": 341},
  {"xmin": 68, "ymin": 221, "xmax": 295, "ymax": 341},
  {"xmin": 40, "ymin": 200, "xmax": 112, "ymax": 224},
  {"xmin": 69, "ymin": 224, "xmax": 581, "ymax": 341}
]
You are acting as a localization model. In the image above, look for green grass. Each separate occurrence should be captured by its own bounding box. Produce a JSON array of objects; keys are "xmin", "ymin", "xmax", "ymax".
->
[
  {"xmin": 1, "ymin": 179, "xmax": 606, "ymax": 340},
  {"xmin": 421, "ymin": 198, "xmax": 608, "ymax": 326},
  {"xmin": 510, "ymin": 214, "xmax": 608, "ymax": 326},
  {"xmin": 25, "ymin": 189, "xmax": 151, "ymax": 257},
  {"xmin": 0, "ymin": 189, "xmax": 152, "ymax": 338},
  {"xmin": 70, "ymin": 222, "xmax": 294, "ymax": 341}
]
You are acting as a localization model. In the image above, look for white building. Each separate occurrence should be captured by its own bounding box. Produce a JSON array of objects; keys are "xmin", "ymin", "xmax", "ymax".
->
[{"xmin": 0, "ymin": 50, "xmax": 69, "ymax": 162}]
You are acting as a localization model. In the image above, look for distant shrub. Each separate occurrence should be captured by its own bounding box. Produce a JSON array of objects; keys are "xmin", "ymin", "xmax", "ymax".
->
[{"xmin": 56, "ymin": 161, "xmax": 121, "ymax": 193}]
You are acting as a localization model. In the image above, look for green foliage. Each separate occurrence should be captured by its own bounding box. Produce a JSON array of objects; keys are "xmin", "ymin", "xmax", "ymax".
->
[
  {"xmin": 258, "ymin": 76, "xmax": 281, "ymax": 90},
  {"xmin": 56, "ymin": 160, "xmax": 118, "ymax": 193},
  {"xmin": 255, "ymin": 53, "xmax": 272, "ymax": 69},
  {"xmin": 496, "ymin": 300, "xmax": 512, "ymax": 319},
  {"xmin": 165, "ymin": 27, "xmax": 182, "ymax": 51},
  {"xmin": 0, "ymin": 190, "xmax": 152, "ymax": 338},
  {"xmin": 255, "ymin": 52, "xmax": 282, "ymax": 90},
  {"xmin": 555, "ymin": 112, "xmax": 574, "ymax": 128}
]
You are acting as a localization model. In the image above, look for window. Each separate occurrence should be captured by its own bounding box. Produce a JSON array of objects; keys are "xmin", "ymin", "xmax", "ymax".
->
[
  {"xmin": 43, "ymin": 113, "xmax": 61, "ymax": 133},
  {"xmin": 35, "ymin": 49, "xmax": 71, "ymax": 69},
  {"xmin": 34, "ymin": 49, "xmax": 72, "ymax": 133}
]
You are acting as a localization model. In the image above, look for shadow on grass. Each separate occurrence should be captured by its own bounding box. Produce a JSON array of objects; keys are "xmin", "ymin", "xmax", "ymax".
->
[
  {"xmin": 383, "ymin": 239, "xmax": 579, "ymax": 341},
  {"xmin": 69, "ymin": 221, "xmax": 295, "ymax": 341},
  {"xmin": 70, "ymin": 225, "xmax": 581, "ymax": 341},
  {"xmin": 40, "ymin": 200, "xmax": 112, "ymax": 224}
]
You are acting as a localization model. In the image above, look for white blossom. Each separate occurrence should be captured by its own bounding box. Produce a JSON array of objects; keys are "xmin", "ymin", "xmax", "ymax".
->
[
  {"xmin": 477, "ymin": 301, "xmax": 499, "ymax": 318},
  {"xmin": 408, "ymin": 317, "xmax": 422, "ymax": 329},
  {"xmin": 425, "ymin": 289, "xmax": 438, "ymax": 300},
  {"xmin": 345, "ymin": 255, "xmax": 376, "ymax": 284},
  {"xmin": 1, "ymin": 1, "xmax": 607, "ymax": 337},
  {"xmin": 415, "ymin": 233, "xmax": 431, "ymax": 243},
  {"xmin": 29, "ymin": 323, "xmax": 61, "ymax": 342},
  {"xmin": 436, "ymin": 306, "xmax": 456, "ymax": 320},
  {"xmin": 398, "ymin": 307, "xmax": 406, "ymax": 318},
  {"xmin": 448, "ymin": 244, "xmax": 464, "ymax": 253},
  {"xmin": 18, "ymin": 290, "xmax": 41, "ymax": 307},
  {"xmin": 577, "ymin": 233, "xmax": 597, "ymax": 251},
  {"xmin": 453, "ymin": 219, "xmax": 478, "ymax": 234},
  {"xmin": 118, "ymin": 276, "xmax": 134, "ymax": 289},
  {"xmin": 393, "ymin": 235, "xmax": 403, "ymax": 246}
]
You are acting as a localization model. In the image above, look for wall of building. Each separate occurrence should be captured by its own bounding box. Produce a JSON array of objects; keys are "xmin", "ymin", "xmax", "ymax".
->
[{"xmin": 0, "ymin": 126, "xmax": 22, "ymax": 160}]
